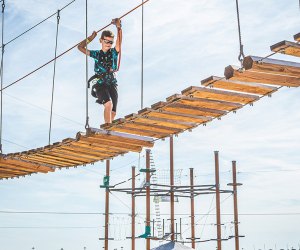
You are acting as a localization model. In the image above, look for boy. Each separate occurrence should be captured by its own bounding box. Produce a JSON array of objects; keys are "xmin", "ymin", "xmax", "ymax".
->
[{"xmin": 77, "ymin": 18, "xmax": 122, "ymax": 124}]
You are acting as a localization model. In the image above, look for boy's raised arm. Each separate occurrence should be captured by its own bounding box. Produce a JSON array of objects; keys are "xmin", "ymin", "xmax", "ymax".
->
[{"xmin": 77, "ymin": 31, "xmax": 97, "ymax": 56}]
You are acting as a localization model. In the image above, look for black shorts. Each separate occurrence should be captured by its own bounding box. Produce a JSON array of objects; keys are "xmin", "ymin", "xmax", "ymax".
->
[{"xmin": 96, "ymin": 83, "xmax": 118, "ymax": 112}]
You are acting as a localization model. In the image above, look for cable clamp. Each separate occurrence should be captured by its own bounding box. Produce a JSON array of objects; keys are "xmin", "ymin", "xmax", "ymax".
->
[{"xmin": 57, "ymin": 9, "xmax": 61, "ymax": 22}]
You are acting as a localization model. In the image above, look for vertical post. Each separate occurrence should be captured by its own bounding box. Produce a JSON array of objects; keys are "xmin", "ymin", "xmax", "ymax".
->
[
  {"xmin": 190, "ymin": 168, "xmax": 196, "ymax": 249},
  {"xmin": 146, "ymin": 149, "xmax": 151, "ymax": 250},
  {"xmin": 132, "ymin": 166, "xmax": 136, "ymax": 250},
  {"xmin": 104, "ymin": 160, "xmax": 110, "ymax": 250},
  {"xmin": 214, "ymin": 151, "xmax": 222, "ymax": 250},
  {"xmin": 180, "ymin": 218, "xmax": 182, "ymax": 239},
  {"xmin": 170, "ymin": 136, "xmax": 175, "ymax": 241},
  {"xmin": 162, "ymin": 219, "xmax": 165, "ymax": 237},
  {"xmin": 232, "ymin": 161, "xmax": 240, "ymax": 250}
]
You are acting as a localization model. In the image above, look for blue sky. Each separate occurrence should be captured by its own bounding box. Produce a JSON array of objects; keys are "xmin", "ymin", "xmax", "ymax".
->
[{"xmin": 0, "ymin": 0, "xmax": 300, "ymax": 249}]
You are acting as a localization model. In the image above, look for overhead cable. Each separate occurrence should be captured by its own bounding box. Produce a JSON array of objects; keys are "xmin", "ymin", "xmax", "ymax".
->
[{"xmin": 0, "ymin": 0, "xmax": 76, "ymax": 49}]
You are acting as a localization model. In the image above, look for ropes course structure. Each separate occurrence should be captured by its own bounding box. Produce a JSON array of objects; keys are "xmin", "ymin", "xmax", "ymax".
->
[{"xmin": 101, "ymin": 150, "xmax": 244, "ymax": 250}]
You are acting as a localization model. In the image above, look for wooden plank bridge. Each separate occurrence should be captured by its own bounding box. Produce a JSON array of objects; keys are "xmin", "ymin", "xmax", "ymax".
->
[{"xmin": 1, "ymin": 33, "xmax": 299, "ymax": 180}]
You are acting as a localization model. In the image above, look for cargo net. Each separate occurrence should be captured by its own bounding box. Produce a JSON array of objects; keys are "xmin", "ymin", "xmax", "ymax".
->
[
  {"xmin": 153, "ymin": 169, "xmax": 183, "ymax": 203},
  {"xmin": 155, "ymin": 169, "xmax": 183, "ymax": 186}
]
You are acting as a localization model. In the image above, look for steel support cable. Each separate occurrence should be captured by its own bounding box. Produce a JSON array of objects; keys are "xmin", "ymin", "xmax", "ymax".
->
[
  {"xmin": 141, "ymin": 0, "xmax": 144, "ymax": 110},
  {"xmin": 0, "ymin": 0, "xmax": 5, "ymax": 154},
  {"xmin": 85, "ymin": 0, "xmax": 89, "ymax": 129},
  {"xmin": 0, "ymin": 0, "xmax": 150, "ymax": 92},
  {"xmin": 235, "ymin": 0, "xmax": 245, "ymax": 67},
  {"xmin": 48, "ymin": 10, "xmax": 60, "ymax": 145},
  {"xmin": 0, "ymin": 0, "xmax": 75, "ymax": 49}
]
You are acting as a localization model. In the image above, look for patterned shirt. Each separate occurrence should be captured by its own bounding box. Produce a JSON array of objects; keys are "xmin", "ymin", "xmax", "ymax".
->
[{"xmin": 90, "ymin": 48, "xmax": 119, "ymax": 85}]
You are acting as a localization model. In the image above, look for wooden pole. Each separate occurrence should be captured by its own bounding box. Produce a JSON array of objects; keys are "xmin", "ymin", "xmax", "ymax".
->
[
  {"xmin": 190, "ymin": 168, "xmax": 196, "ymax": 249},
  {"xmin": 170, "ymin": 136, "xmax": 175, "ymax": 241},
  {"xmin": 104, "ymin": 160, "xmax": 110, "ymax": 250},
  {"xmin": 232, "ymin": 161, "xmax": 240, "ymax": 250},
  {"xmin": 214, "ymin": 151, "xmax": 222, "ymax": 250},
  {"xmin": 132, "ymin": 166, "xmax": 136, "ymax": 250},
  {"xmin": 146, "ymin": 149, "xmax": 151, "ymax": 250}
]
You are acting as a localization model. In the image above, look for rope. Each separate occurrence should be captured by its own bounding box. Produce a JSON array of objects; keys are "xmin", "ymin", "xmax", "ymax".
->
[
  {"xmin": 0, "ymin": 0, "xmax": 75, "ymax": 49},
  {"xmin": 0, "ymin": 0, "xmax": 150, "ymax": 92},
  {"xmin": 0, "ymin": 0, "xmax": 5, "ymax": 153},
  {"xmin": 141, "ymin": 0, "xmax": 144, "ymax": 110},
  {"xmin": 235, "ymin": 0, "xmax": 245, "ymax": 67},
  {"xmin": 48, "ymin": 10, "xmax": 60, "ymax": 145},
  {"xmin": 84, "ymin": 0, "xmax": 89, "ymax": 130}
]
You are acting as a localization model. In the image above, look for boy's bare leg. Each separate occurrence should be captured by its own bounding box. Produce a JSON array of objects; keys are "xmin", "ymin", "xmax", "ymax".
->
[
  {"xmin": 103, "ymin": 101, "xmax": 113, "ymax": 123},
  {"xmin": 111, "ymin": 111, "xmax": 116, "ymax": 122}
]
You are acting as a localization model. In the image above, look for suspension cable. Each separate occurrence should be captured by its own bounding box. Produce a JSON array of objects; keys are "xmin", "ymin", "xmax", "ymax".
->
[
  {"xmin": 84, "ymin": 0, "xmax": 89, "ymax": 130},
  {"xmin": 0, "ymin": 0, "xmax": 150, "ymax": 92},
  {"xmin": 48, "ymin": 10, "xmax": 60, "ymax": 145},
  {"xmin": 141, "ymin": 0, "xmax": 144, "ymax": 110},
  {"xmin": 235, "ymin": 0, "xmax": 245, "ymax": 67},
  {"xmin": 0, "ymin": 0, "xmax": 75, "ymax": 49},
  {"xmin": 0, "ymin": 0, "xmax": 5, "ymax": 154}
]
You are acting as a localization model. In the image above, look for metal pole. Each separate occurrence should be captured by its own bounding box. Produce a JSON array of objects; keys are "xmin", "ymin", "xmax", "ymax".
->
[
  {"xmin": 232, "ymin": 161, "xmax": 240, "ymax": 250},
  {"xmin": 104, "ymin": 160, "xmax": 110, "ymax": 250},
  {"xmin": 214, "ymin": 151, "xmax": 222, "ymax": 250},
  {"xmin": 146, "ymin": 149, "xmax": 151, "ymax": 250},
  {"xmin": 170, "ymin": 136, "xmax": 175, "ymax": 241},
  {"xmin": 190, "ymin": 168, "xmax": 196, "ymax": 249},
  {"xmin": 132, "ymin": 166, "xmax": 136, "ymax": 250}
]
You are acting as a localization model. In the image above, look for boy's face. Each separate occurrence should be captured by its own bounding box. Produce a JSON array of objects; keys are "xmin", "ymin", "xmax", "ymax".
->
[{"xmin": 100, "ymin": 36, "xmax": 114, "ymax": 51}]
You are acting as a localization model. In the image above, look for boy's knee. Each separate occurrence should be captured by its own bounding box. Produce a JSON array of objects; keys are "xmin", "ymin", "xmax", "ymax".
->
[{"xmin": 104, "ymin": 100, "xmax": 113, "ymax": 109}]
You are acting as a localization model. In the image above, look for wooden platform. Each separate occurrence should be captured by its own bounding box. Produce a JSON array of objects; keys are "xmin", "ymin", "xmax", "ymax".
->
[{"xmin": 0, "ymin": 129, "xmax": 154, "ymax": 179}]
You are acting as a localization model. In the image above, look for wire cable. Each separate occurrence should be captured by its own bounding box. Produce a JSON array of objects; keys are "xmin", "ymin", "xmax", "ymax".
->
[
  {"xmin": 235, "ymin": 0, "xmax": 245, "ymax": 66},
  {"xmin": 0, "ymin": 0, "xmax": 76, "ymax": 49},
  {"xmin": 141, "ymin": 0, "xmax": 144, "ymax": 110},
  {"xmin": 48, "ymin": 10, "xmax": 60, "ymax": 145},
  {"xmin": 84, "ymin": 0, "xmax": 89, "ymax": 130},
  {"xmin": 0, "ymin": 0, "xmax": 150, "ymax": 92},
  {"xmin": 0, "ymin": 0, "xmax": 5, "ymax": 153}
]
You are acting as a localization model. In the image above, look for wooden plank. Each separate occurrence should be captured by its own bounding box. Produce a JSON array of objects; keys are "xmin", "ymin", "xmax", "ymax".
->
[
  {"xmin": 43, "ymin": 149, "xmax": 100, "ymax": 163},
  {"xmin": 202, "ymin": 76, "xmax": 277, "ymax": 95},
  {"xmin": 44, "ymin": 144, "xmax": 104, "ymax": 161},
  {"xmin": 182, "ymin": 86, "xmax": 259, "ymax": 104},
  {"xmin": 225, "ymin": 65, "xmax": 300, "ymax": 87},
  {"xmin": 71, "ymin": 141, "xmax": 127, "ymax": 155},
  {"xmin": 0, "ymin": 167, "xmax": 30, "ymax": 175},
  {"xmin": 118, "ymin": 121, "xmax": 182, "ymax": 134},
  {"xmin": 125, "ymin": 113, "xmax": 197, "ymax": 130},
  {"xmin": 294, "ymin": 33, "xmax": 300, "ymax": 42},
  {"xmin": 138, "ymin": 108, "xmax": 212, "ymax": 124},
  {"xmin": 167, "ymin": 94, "xmax": 242, "ymax": 111},
  {"xmin": 56, "ymin": 144, "xmax": 115, "ymax": 158},
  {"xmin": 27, "ymin": 149, "xmax": 87, "ymax": 165},
  {"xmin": 81, "ymin": 129, "xmax": 154, "ymax": 148},
  {"xmin": 243, "ymin": 56, "xmax": 300, "ymax": 78},
  {"xmin": 152, "ymin": 101, "xmax": 226, "ymax": 118},
  {"xmin": 0, "ymin": 171, "xmax": 19, "ymax": 177},
  {"xmin": 270, "ymin": 40, "xmax": 300, "ymax": 58},
  {"xmin": 20, "ymin": 155, "xmax": 74, "ymax": 167},
  {"xmin": 78, "ymin": 136, "xmax": 141, "ymax": 152},
  {"xmin": 0, "ymin": 162, "xmax": 48, "ymax": 174},
  {"xmin": 87, "ymin": 128, "xmax": 154, "ymax": 144},
  {"xmin": 108, "ymin": 126, "xmax": 169, "ymax": 139},
  {"xmin": 0, "ymin": 158, "xmax": 53, "ymax": 172}
]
